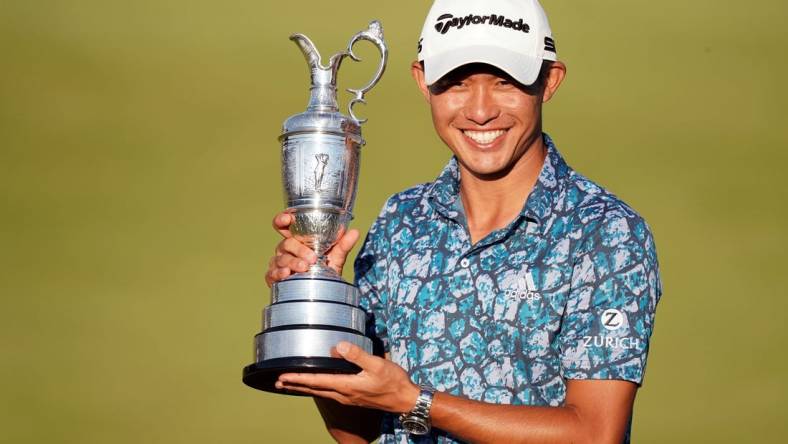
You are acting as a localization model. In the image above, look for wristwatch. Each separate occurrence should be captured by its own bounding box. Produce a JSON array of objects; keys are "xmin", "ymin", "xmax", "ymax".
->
[{"xmin": 399, "ymin": 384, "xmax": 435, "ymax": 435}]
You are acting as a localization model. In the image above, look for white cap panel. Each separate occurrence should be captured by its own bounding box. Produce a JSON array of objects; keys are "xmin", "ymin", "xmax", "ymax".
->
[{"xmin": 418, "ymin": 0, "xmax": 557, "ymax": 85}]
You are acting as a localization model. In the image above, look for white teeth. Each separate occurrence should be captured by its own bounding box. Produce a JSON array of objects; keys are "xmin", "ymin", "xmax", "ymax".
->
[{"xmin": 463, "ymin": 129, "xmax": 506, "ymax": 145}]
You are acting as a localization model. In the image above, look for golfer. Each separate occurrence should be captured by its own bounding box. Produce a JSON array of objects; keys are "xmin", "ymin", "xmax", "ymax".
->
[{"xmin": 265, "ymin": 0, "xmax": 662, "ymax": 442}]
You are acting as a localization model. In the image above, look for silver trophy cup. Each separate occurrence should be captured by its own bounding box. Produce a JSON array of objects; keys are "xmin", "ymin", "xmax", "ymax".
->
[{"xmin": 243, "ymin": 21, "xmax": 387, "ymax": 394}]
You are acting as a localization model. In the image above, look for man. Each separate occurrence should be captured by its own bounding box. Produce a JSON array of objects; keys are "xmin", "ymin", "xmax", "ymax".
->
[{"xmin": 265, "ymin": 0, "xmax": 662, "ymax": 442}]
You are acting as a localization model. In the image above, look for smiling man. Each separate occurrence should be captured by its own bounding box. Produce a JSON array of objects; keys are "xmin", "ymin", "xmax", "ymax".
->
[{"xmin": 265, "ymin": 0, "xmax": 662, "ymax": 443}]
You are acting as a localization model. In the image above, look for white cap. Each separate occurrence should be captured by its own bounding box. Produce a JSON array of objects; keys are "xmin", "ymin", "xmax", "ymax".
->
[{"xmin": 417, "ymin": 0, "xmax": 557, "ymax": 86}]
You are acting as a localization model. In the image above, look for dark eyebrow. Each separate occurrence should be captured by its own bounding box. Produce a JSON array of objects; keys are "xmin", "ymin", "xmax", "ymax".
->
[{"xmin": 429, "ymin": 76, "xmax": 463, "ymax": 95}]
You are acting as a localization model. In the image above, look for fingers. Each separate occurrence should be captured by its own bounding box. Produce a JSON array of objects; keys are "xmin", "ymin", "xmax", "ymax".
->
[
  {"xmin": 276, "ymin": 347, "xmax": 413, "ymax": 413},
  {"xmin": 265, "ymin": 253, "xmax": 309, "ymax": 287},
  {"xmin": 268, "ymin": 212, "xmax": 359, "ymax": 285},
  {"xmin": 332, "ymin": 229, "xmax": 360, "ymax": 258},
  {"xmin": 274, "ymin": 381, "xmax": 353, "ymax": 405},
  {"xmin": 277, "ymin": 237, "xmax": 318, "ymax": 263},
  {"xmin": 272, "ymin": 212, "xmax": 293, "ymax": 238},
  {"xmin": 266, "ymin": 237, "xmax": 319, "ymax": 287},
  {"xmin": 265, "ymin": 264, "xmax": 294, "ymax": 287},
  {"xmin": 278, "ymin": 372, "xmax": 356, "ymax": 393},
  {"xmin": 326, "ymin": 228, "xmax": 360, "ymax": 275},
  {"xmin": 334, "ymin": 341, "xmax": 381, "ymax": 372}
]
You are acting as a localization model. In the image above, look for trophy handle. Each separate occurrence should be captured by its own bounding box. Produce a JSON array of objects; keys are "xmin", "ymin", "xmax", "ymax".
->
[{"xmin": 345, "ymin": 20, "xmax": 388, "ymax": 124}]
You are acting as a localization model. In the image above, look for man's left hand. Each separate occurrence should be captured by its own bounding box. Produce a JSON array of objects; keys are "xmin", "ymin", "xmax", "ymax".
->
[{"xmin": 276, "ymin": 342, "xmax": 420, "ymax": 414}]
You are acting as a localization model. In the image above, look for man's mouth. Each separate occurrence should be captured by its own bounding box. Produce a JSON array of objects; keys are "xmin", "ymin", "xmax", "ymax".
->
[{"xmin": 462, "ymin": 129, "xmax": 507, "ymax": 145}]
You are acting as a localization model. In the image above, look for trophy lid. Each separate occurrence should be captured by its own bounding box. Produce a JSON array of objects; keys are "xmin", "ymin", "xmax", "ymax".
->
[{"xmin": 280, "ymin": 21, "xmax": 387, "ymax": 143}]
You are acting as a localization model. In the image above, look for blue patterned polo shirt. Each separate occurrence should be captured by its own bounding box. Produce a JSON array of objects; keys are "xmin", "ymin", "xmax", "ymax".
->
[{"xmin": 354, "ymin": 134, "xmax": 662, "ymax": 443}]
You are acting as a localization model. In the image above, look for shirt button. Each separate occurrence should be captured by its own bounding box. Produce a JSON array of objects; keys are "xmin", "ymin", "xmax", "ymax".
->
[{"xmin": 460, "ymin": 258, "xmax": 470, "ymax": 268}]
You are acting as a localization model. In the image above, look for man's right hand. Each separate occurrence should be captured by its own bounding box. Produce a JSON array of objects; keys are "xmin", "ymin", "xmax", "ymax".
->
[{"xmin": 265, "ymin": 212, "xmax": 360, "ymax": 288}]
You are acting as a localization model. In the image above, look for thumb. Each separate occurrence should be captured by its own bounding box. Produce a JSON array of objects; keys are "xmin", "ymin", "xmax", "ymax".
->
[
  {"xmin": 327, "ymin": 229, "xmax": 360, "ymax": 271},
  {"xmin": 272, "ymin": 212, "xmax": 293, "ymax": 238},
  {"xmin": 333, "ymin": 228, "xmax": 360, "ymax": 257},
  {"xmin": 335, "ymin": 341, "xmax": 376, "ymax": 370}
]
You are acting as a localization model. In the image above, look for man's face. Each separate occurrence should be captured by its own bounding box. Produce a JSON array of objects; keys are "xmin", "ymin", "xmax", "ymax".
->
[{"xmin": 413, "ymin": 63, "xmax": 563, "ymax": 179}]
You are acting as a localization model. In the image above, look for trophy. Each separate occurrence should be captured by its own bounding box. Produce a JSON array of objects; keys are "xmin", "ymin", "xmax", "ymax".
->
[{"xmin": 242, "ymin": 21, "xmax": 387, "ymax": 394}]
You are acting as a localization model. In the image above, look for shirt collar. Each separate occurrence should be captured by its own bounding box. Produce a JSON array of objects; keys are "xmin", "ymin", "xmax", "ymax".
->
[{"xmin": 425, "ymin": 133, "xmax": 572, "ymax": 225}]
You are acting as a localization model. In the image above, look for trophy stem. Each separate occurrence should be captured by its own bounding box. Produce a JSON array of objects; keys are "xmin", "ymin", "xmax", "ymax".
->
[{"xmin": 292, "ymin": 257, "xmax": 342, "ymax": 281}]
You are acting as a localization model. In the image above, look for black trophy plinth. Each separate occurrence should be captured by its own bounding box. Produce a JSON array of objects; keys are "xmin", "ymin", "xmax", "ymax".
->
[{"xmin": 242, "ymin": 357, "xmax": 362, "ymax": 394}]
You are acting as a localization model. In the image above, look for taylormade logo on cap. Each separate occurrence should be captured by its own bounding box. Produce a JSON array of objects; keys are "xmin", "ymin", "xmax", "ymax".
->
[
  {"xmin": 418, "ymin": 0, "xmax": 557, "ymax": 86},
  {"xmin": 434, "ymin": 13, "xmax": 531, "ymax": 35}
]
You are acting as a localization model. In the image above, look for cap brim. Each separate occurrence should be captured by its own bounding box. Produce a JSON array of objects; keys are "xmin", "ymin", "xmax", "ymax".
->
[{"xmin": 424, "ymin": 45, "xmax": 543, "ymax": 87}]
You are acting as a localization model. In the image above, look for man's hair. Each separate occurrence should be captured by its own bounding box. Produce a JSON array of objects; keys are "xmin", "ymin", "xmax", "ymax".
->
[{"xmin": 535, "ymin": 60, "xmax": 553, "ymax": 90}]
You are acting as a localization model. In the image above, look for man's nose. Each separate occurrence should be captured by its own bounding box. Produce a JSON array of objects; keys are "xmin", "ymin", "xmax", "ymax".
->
[{"xmin": 464, "ymin": 85, "xmax": 500, "ymax": 125}]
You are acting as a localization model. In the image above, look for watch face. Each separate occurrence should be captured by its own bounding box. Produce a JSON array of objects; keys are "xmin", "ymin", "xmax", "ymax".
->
[{"xmin": 402, "ymin": 418, "xmax": 430, "ymax": 435}]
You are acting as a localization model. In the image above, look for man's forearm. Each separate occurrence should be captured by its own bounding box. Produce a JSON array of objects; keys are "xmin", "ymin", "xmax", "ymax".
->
[
  {"xmin": 430, "ymin": 393, "xmax": 583, "ymax": 444},
  {"xmin": 429, "ymin": 380, "xmax": 635, "ymax": 444},
  {"xmin": 314, "ymin": 398, "xmax": 383, "ymax": 444}
]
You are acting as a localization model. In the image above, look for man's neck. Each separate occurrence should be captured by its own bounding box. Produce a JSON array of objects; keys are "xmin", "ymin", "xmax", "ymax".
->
[{"xmin": 458, "ymin": 136, "xmax": 547, "ymax": 245}]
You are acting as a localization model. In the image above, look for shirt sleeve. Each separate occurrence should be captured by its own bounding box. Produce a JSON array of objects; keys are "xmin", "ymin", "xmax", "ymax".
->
[
  {"xmin": 557, "ymin": 213, "xmax": 663, "ymax": 385},
  {"xmin": 353, "ymin": 202, "xmax": 392, "ymax": 355}
]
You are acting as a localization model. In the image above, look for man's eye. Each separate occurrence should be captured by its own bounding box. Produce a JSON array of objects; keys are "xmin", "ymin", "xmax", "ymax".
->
[
  {"xmin": 429, "ymin": 80, "xmax": 465, "ymax": 95},
  {"xmin": 498, "ymin": 80, "xmax": 512, "ymax": 86}
]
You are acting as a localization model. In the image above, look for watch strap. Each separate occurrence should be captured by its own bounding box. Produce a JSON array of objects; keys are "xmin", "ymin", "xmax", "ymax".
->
[{"xmin": 399, "ymin": 384, "xmax": 435, "ymax": 435}]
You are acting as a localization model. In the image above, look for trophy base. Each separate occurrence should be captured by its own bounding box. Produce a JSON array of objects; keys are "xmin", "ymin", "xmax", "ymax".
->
[
  {"xmin": 272, "ymin": 276, "xmax": 360, "ymax": 305},
  {"xmin": 242, "ymin": 357, "xmax": 361, "ymax": 395}
]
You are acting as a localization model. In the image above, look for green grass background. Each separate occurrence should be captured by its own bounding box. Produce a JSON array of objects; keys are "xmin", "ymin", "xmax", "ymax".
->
[{"xmin": 1, "ymin": 0, "xmax": 786, "ymax": 442}]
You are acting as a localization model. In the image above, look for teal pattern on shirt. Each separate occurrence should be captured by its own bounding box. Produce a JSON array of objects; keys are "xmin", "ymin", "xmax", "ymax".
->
[{"xmin": 354, "ymin": 134, "xmax": 662, "ymax": 444}]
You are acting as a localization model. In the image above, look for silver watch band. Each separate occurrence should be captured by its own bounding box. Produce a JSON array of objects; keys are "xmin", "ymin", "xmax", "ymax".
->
[
  {"xmin": 399, "ymin": 384, "xmax": 435, "ymax": 435},
  {"xmin": 411, "ymin": 385, "xmax": 434, "ymax": 418}
]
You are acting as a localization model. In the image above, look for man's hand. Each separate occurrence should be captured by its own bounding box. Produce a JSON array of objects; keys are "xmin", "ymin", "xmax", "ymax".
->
[
  {"xmin": 265, "ymin": 212, "xmax": 360, "ymax": 287},
  {"xmin": 276, "ymin": 341, "xmax": 421, "ymax": 414}
]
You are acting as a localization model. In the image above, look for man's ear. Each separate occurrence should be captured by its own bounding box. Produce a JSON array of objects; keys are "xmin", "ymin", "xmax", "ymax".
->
[
  {"xmin": 411, "ymin": 61, "xmax": 431, "ymax": 104},
  {"xmin": 542, "ymin": 61, "xmax": 567, "ymax": 103}
]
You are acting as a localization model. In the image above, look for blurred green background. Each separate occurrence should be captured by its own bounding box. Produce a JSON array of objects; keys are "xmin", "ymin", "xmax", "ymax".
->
[{"xmin": 1, "ymin": 0, "xmax": 786, "ymax": 442}]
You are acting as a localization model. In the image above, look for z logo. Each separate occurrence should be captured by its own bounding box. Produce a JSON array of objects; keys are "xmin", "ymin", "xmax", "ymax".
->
[{"xmin": 601, "ymin": 309, "xmax": 625, "ymax": 331}]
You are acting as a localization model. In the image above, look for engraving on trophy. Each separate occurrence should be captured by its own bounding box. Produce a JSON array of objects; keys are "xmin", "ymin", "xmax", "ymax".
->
[
  {"xmin": 314, "ymin": 153, "xmax": 329, "ymax": 191},
  {"xmin": 243, "ymin": 20, "xmax": 388, "ymax": 394}
]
